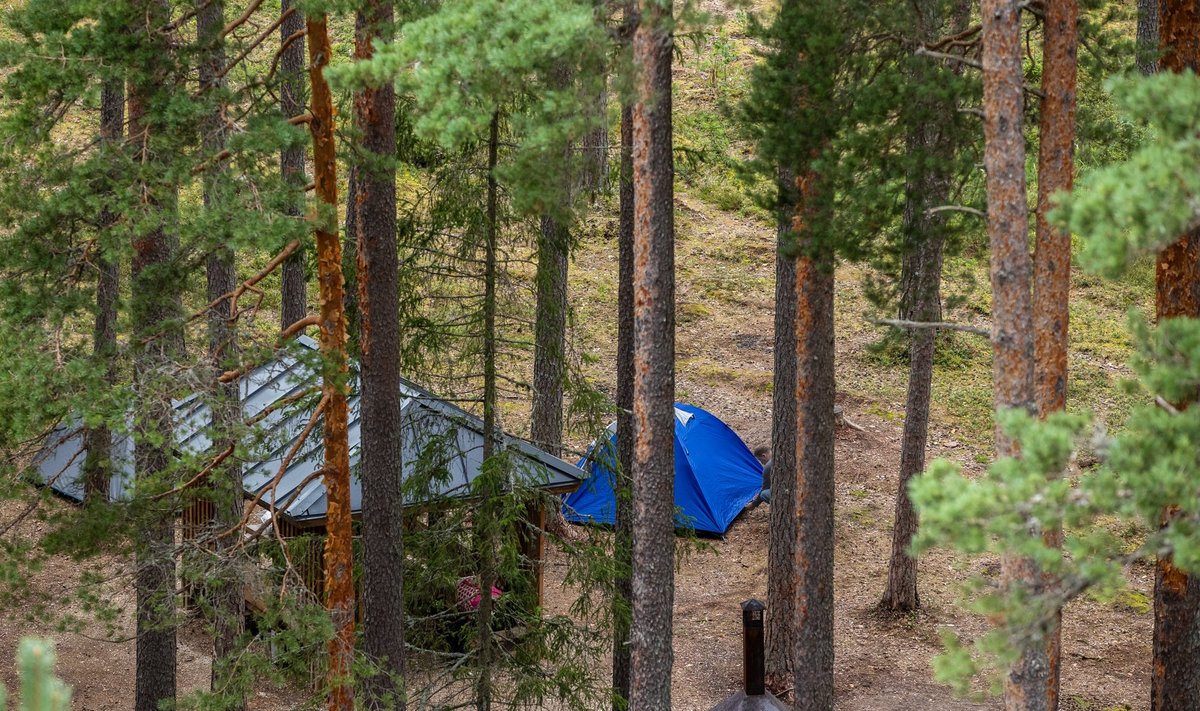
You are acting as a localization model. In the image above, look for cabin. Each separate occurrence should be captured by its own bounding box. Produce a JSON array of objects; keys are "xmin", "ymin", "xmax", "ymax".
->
[{"xmin": 32, "ymin": 335, "xmax": 584, "ymax": 606}]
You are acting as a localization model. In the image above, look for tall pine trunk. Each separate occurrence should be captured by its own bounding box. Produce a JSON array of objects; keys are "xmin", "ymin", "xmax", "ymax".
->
[
  {"xmin": 612, "ymin": 3, "xmax": 638, "ymax": 707},
  {"xmin": 628, "ymin": 0, "xmax": 675, "ymax": 706},
  {"xmin": 881, "ymin": 161, "xmax": 944, "ymax": 613},
  {"xmin": 1151, "ymin": 5, "xmax": 1200, "ymax": 709},
  {"xmin": 1032, "ymin": 1, "xmax": 1078, "ymax": 706},
  {"xmin": 981, "ymin": 1, "xmax": 1041, "ymax": 708},
  {"xmin": 791, "ymin": 171, "xmax": 836, "ymax": 711},
  {"xmin": 305, "ymin": 14, "xmax": 355, "ymax": 711},
  {"xmin": 280, "ymin": 0, "xmax": 308, "ymax": 329},
  {"xmin": 353, "ymin": 3, "xmax": 405, "ymax": 707},
  {"xmin": 764, "ymin": 166, "xmax": 797, "ymax": 690},
  {"xmin": 531, "ymin": 212, "xmax": 569, "ymax": 456},
  {"xmin": 82, "ymin": 77, "xmax": 123, "ymax": 503},
  {"xmin": 130, "ymin": 5, "xmax": 181, "ymax": 706},
  {"xmin": 881, "ymin": 0, "xmax": 965, "ymax": 614},
  {"xmin": 475, "ymin": 110, "xmax": 503, "ymax": 711},
  {"xmin": 198, "ymin": 2, "xmax": 247, "ymax": 706}
]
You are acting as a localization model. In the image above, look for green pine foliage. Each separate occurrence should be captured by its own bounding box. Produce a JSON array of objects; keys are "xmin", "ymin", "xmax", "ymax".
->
[
  {"xmin": 1, "ymin": 639, "xmax": 72, "ymax": 711},
  {"xmin": 911, "ymin": 66, "xmax": 1200, "ymax": 696}
]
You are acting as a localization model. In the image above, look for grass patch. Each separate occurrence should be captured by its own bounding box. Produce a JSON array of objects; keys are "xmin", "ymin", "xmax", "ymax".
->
[
  {"xmin": 678, "ymin": 302, "xmax": 712, "ymax": 324},
  {"xmin": 682, "ymin": 359, "xmax": 772, "ymax": 395},
  {"xmin": 1086, "ymin": 587, "xmax": 1152, "ymax": 615}
]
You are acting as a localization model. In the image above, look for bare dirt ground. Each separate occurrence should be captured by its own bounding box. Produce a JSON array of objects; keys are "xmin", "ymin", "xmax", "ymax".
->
[
  {"xmin": 544, "ymin": 407, "xmax": 1152, "ymax": 711},
  {"xmin": 0, "ymin": 504, "xmax": 307, "ymax": 710}
]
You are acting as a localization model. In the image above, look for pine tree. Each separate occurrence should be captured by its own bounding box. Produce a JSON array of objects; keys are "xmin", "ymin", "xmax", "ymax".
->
[
  {"xmin": 279, "ymin": 0, "xmax": 308, "ymax": 329},
  {"xmin": 880, "ymin": 0, "xmax": 970, "ymax": 615},
  {"xmin": 613, "ymin": 3, "xmax": 638, "ymax": 706},
  {"xmin": 531, "ymin": 68, "xmax": 571, "ymax": 460},
  {"xmin": 1137, "ymin": 0, "xmax": 1160, "ymax": 76},
  {"xmin": 764, "ymin": 166, "xmax": 797, "ymax": 687},
  {"xmin": 628, "ymin": 0, "xmax": 676, "ymax": 707},
  {"xmin": 740, "ymin": 0, "xmax": 848, "ymax": 703},
  {"xmin": 351, "ymin": 3, "xmax": 406, "ymax": 707},
  {"xmin": 981, "ymin": 0, "xmax": 1042, "ymax": 707},
  {"xmin": 197, "ymin": 1, "xmax": 247, "ymax": 706},
  {"xmin": 1151, "ymin": 4, "xmax": 1200, "ymax": 708},
  {"xmin": 129, "ymin": 4, "xmax": 183, "ymax": 708},
  {"xmin": 1032, "ymin": 0, "xmax": 1078, "ymax": 705},
  {"xmin": 81, "ymin": 77, "xmax": 123, "ymax": 504},
  {"xmin": 303, "ymin": 12, "xmax": 356, "ymax": 709}
]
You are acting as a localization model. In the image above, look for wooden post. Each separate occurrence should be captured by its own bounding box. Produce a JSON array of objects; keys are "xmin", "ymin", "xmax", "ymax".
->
[{"xmin": 518, "ymin": 502, "xmax": 545, "ymax": 607}]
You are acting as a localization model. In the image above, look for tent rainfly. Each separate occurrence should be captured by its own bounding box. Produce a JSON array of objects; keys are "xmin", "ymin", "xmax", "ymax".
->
[{"xmin": 33, "ymin": 336, "xmax": 585, "ymax": 528}]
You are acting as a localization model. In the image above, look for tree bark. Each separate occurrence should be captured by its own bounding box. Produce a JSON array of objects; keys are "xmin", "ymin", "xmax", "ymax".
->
[
  {"xmin": 476, "ymin": 109, "xmax": 502, "ymax": 711},
  {"xmin": 1152, "ymin": 6, "xmax": 1200, "ymax": 710},
  {"xmin": 982, "ymin": 1, "xmax": 1041, "ymax": 708},
  {"xmin": 129, "ymin": 5, "xmax": 181, "ymax": 706},
  {"xmin": 305, "ymin": 13, "xmax": 355, "ymax": 711},
  {"xmin": 353, "ymin": 3, "xmax": 405, "ymax": 707},
  {"xmin": 280, "ymin": 0, "xmax": 308, "ymax": 329},
  {"xmin": 531, "ymin": 212, "xmax": 569, "ymax": 457},
  {"xmin": 343, "ymin": 165, "xmax": 360, "ymax": 358},
  {"xmin": 533, "ymin": 60, "xmax": 576, "ymax": 461},
  {"xmin": 612, "ymin": 4, "xmax": 638, "ymax": 708},
  {"xmin": 764, "ymin": 167, "xmax": 798, "ymax": 690},
  {"xmin": 881, "ymin": 0, "xmax": 965, "ymax": 616},
  {"xmin": 580, "ymin": 75, "xmax": 610, "ymax": 200},
  {"xmin": 1138, "ymin": 0, "xmax": 1161, "ymax": 76},
  {"xmin": 790, "ymin": 171, "xmax": 837, "ymax": 711},
  {"xmin": 198, "ymin": 2, "xmax": 247, "ymax": 707},
  {"xmin": 882, "ymin": 176, "xmax": 944, "ymax": 613},
  {"xmin": 1032, "ymin": 1, "xmax": 1078, "ymax": 707},
  {"xmin": 82, "ymin": 77, "xmax": 123, "ymax": 504},
  {"xmin": 628, "ymin": 0, "xmax": 675, "ymax": 707}
]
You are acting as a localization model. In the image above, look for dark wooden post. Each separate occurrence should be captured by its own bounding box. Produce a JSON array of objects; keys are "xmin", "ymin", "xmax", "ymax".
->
[{"xmin": 743, "ymin": 599, "xmax": 766, "ymax": 696}]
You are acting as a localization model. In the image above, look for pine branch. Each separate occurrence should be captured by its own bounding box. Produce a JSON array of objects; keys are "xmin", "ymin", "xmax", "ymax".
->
[
  {"xmin": 149, "ymin": 443, "xmax": 236, "ymax": 501},
  {"xmin": 222, "ymin": 392, "xmax": 330, "ymax": 541},
  {"xmin": 927, "ymin": 205, "xmax": 986, "ymax": 219},
  {"xmin": 221, "ymin": 0, "xmax": 267, "ymax": 38},
  {"xmin": 203, "ymin": 6, "xmax": 297, "ymax": 93},
  {"xmin": 872, "ymin": 318, "xmax": 991, "ymax": 337},
  {"xmin": 189, "ymin": 240, "xmax": 301, "ymax": 324},
  {"xmin": 915, "ymin": 46, "xmax": 982, "ymax": 69},
  {"xmin": 924, "ymin": 23, "xmax": 981, "ymax": 51}
]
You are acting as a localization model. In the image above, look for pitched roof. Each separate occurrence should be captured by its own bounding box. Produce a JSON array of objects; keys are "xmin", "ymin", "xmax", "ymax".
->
[{"xmin": 33, "ymin": 336, "xmax": 583, "ymax": 527}]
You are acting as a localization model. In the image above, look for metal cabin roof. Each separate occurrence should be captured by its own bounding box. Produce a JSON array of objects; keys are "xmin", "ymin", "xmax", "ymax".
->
[{"xmin": 33, "ymin": 336, "xmax": 584, "ymax": 526}]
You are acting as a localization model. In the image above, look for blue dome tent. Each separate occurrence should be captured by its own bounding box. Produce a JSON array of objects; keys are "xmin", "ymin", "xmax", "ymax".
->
[{"xmin": 562, "ymin": 403, "xmax": 763, "ymax": 535}]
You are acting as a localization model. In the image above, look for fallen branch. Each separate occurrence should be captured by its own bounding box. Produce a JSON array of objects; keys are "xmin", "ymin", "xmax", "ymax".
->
[
  {"xmin": 1155, "ymin": 396, "xmax": 1180, "ymax": 416},
  {"xmin": 872, "ymin": 318, "xmax": 991, "ymax": 338}
]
